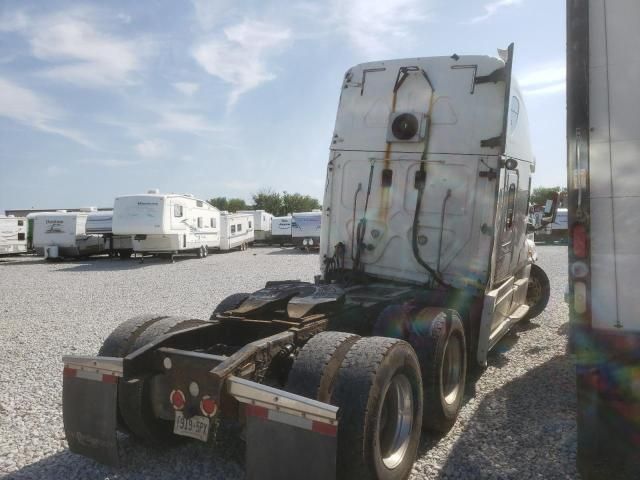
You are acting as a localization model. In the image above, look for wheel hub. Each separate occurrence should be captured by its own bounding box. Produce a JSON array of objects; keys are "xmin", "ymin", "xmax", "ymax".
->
[
  {"xmin": 441, "ymin": 334, "xmax": 462, "ymax": 405},
  {"xmin": 378, "ymin": 373, "xmax": 414, "ymax": 469}
]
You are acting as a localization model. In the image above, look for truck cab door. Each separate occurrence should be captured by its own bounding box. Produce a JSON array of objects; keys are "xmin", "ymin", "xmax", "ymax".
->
[{"xmin": 493, "ymin": 169, "xmax": 519, "ymax": 283}]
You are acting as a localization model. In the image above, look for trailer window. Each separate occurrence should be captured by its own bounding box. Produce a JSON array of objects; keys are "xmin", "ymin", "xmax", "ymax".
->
[
  {"xmin": 196, "ymin": 200, "xmax": 203, "ymax": 207},
  {"xmin": 249, "ymin": 221, "xmax": 252, "ymax": 229},
  {"xmin": 237, "ymin": 224, "xmax": 242, "ymax": 232},
  {"xmin": 505, "ymin": 183, "xmax": 517, "ymax": 229},
  {"xmin": 509, "ymin": 96, "xmax": 520, "ymax": 131},
  {"xmin": 210, "ymin": 218, "xmax": 216, "ymax": 228},
  {"xmin": 17, "ymin": 220, "xmax": 24, "ymax": 226},
  {"xmin": 174, "ymin": 205, "xmax": 183, "ymax": 217},
  {"xmin": 231, "ymin": 225, "xmax": 236, "ymax": 234},
  {"xmin": 18, "ymin": 233, "xmax": 25, "ymax": 240},
  {"xmin": 197, "ymin": 217, "xmax": 203, "ymax": 228}
]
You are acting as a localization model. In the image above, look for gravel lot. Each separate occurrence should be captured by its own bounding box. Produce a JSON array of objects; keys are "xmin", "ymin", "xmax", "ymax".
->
[{"xmin": 0, "ymin": 246, "xmax": 575, "ymax": 479}]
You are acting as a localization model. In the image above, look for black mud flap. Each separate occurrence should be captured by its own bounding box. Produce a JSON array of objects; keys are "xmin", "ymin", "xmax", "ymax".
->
[
  {"xmin": 245, "ymin": 405, "xmax": 336, "ymax": 480},
  {"xmin": 63, "ymin": 371, "xmax": 120, "ymax": 466}
]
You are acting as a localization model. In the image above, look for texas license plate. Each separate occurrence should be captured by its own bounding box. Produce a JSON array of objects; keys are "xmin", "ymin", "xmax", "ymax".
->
[{"xmin": 173, "ymin": 411, "xmax": 210, "ymax": 442}]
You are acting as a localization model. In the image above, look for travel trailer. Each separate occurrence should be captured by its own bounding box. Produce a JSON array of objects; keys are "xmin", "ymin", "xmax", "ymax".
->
[
  {"xmin": 85, "ymin": 211, "xmax": 134, "ymax": 258},
  {"xmin": 271, "ymin": 215, "xmax": 292, "ymax": 245},
  {"xmin": 568, "ymin": 2, "xmax": 640, "ymax": 478},
  {"xmin": 63, "ymin": 46, "xmax": 557, "ymax": 479},
  {"xmin": 112, "ymin": 192, "xmax": 221, "ymax": 260},
  {"xmin": 32, "ymin": 211, "xmax": 104, "ymax": 259},
  {"xmin": 0, "ymin": 216, "xmax": 27, "ymax": 255},
  {"xmin": 220, "ymin": 212, "xmax": 254, "ymax": 250},
  {"xmin": 291, "ymin": 211, "xmax": 321, "ymax": 250},
  {"xmin": 238, "ymin": 210, "xmax": 273, "ymax": 242}
]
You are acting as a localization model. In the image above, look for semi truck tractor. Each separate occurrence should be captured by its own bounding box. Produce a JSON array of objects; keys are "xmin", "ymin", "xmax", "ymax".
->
[
  {"xmin": 62, "ymin": 45, "xmax": 556, "ymax": 480},
  {"xmin": 567, "ymin": 1, "xmax": 640, "ymax": 478}
]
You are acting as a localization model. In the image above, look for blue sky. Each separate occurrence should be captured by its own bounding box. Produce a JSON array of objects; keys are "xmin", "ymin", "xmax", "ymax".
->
[{"xmin": 0, "ymin": 0, "xmax": 566, "ymax": 212}]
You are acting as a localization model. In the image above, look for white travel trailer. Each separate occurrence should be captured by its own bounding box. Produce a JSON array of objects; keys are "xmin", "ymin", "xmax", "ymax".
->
[
  {"xmin": 220, "ymin": 212, "xmax": 254, "ymax": 250},
  {"xmin": 238, "ymin": 210, "xmax": 273, "ymax": 242},
  {"xmin": 292, "ymin": 211, "xmax": 321, "ymax": 250},
  {"xmin": 568, "ymin": 2, "xmax": 640, "ymax": 477},
  {"xmin": 32, "ymin": 211, "xmax": 104, "ymax": 258},
  {"xmin": 85, "ymin": 211, "xmax": 134, "ymax": 258},
  {"xmin": 112, "ymin": 192, "xmax": 221, "ymax": 260},
  {"xmin": 271, "ymin": 216, "xmax": 292, "ymax": 245},
  {"xmin": 0, "ymin": 216, "xmax": 27, "ymax": 255}
]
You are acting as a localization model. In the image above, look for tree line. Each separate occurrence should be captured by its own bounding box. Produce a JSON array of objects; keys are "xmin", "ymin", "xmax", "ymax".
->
[
  {"xmin": 209, "ymin": 189, "xmax": 321, "ymax": 216},
  {"xmin": 530, "ymin": 186, "xmax": 567, "ymax": 207}
]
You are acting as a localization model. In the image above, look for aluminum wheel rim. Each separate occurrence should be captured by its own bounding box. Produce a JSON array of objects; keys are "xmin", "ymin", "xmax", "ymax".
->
[
  {"xmin": 441, "ymin": 335, "xmax": 462, "ymax": 405},
  {"xmin": 378, "ymin": 373, "xmax": 414, "ymax": 469}
]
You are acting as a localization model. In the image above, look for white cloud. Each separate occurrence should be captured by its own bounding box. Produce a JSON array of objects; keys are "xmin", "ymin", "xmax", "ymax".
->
[
  {"xmin": 46, "ymin": 165, "xmax": 67, "ymax": 177},
  {"xmin": 173, "ymin": 82, "xmax": 200, "ymax": 96},
  {"xmin": 469, "ymin": 0, "xmax": 523, "ymax": 24},
  {"xmin": 135, "ymin": 139, "xmax": 168, "ymax": 158},
  {"xmin": 518, "ymin": 62, "xmax": 565, "ymax": 97},
  {"xmin": 191, "ymin": 0, "xmax": 236, "ymax": 29},
  {"xmin": 0, "ymin": 77, "xmax": 93, "ymax": 147},
  {"xmin": 329, "ymin": 0, "xmax": 429, "ymax": 57},
  {"xmin": 192, "ymin": 19, "xmax": 290, "ymax": 107},
  {"xmin": 80, "ymin": 158, "xmax": 139, "ymax": 168},
  {"xmin": 157, "ymin": 111, "xmax": 222, "ymax": 134},
  {"xmin": 4, "ymin": 9, "xmax": 150, "ymax": 87}
]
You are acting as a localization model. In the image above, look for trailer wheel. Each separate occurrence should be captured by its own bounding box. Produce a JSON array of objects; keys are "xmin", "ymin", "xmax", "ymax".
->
[
  {"xmin": 203, "ymin": 245, "xmax": 208, "ymax": 257},
  {"xmin": 332, "ymin": 337, "xmax": 422, "ymax": 480},
  {"xmin": 198, "ymin": 246, "xmax": 205, "ymax": 258},
  {"xmin": 524, "ymin": 263, "xmax": 551, "ymax": 320},
  {"xmin": 210, "ymin": 292, "xmax": 250, "ymax": 319},
  {"xmin": 98, "ymin": 314, "xmax": 170, "ymax": 358},
  {"xmin": 119, "ymin": 249, "xmax": 133, "ymax": 260},
  {"xmin": 119, "ymin": 316, "xmax": 210, "ymax": 444},
  {"xmin": 285, "ymin": 331, "xmax": 360, "ymax": 402},
  {"xmin": 408, "ymin": 308, "xmax": 466, "ymax": 433}
]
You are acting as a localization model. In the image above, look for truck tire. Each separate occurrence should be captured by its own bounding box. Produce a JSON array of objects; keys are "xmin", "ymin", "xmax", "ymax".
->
[
  {"xmin": 332, "ymin": 337, "xmax": 423, "ymax": 480},
  {"xmin": 285, "ymin": 331, "xmax": 360, "ymax": 402},
  {"xmin": 524, "ymin": 263, "xmax": 550, "ymax": 320},
  {"xmin": 98, "ymin": 314, "xmax": 170, "ymax": 357},
  {"xmin": 210, "ymin": 292, "xmax": 250, "ymax": 319},
  {"xmin": 408, "ymin": 308, "xmax": 466, "ymax": 433},
  {"xmin": 119, "ymin": 316, "xmax": 210, "ymax": 445}
]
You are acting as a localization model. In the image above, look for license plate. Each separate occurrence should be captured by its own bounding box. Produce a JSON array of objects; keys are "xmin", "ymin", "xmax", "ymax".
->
[{"xmin": 173, "ymin": 411, "xmax": 210, "ymax": 442}]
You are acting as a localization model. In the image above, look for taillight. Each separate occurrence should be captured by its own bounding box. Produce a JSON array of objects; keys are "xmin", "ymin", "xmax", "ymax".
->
[
  {"xmin": 200, "ymin": 395, "xmax": 218, "ymax": 417},
  {"xmin": 572, "ymin": 223, "xmax": 588, "ymax": 258},
  {"xmin": 170, "ymin": 389, "xmax": 186, "ymax": 410}
]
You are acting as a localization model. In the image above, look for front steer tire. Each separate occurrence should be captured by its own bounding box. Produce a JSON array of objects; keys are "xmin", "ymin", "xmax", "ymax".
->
[
  {"xmin": 285, "ymin": 331, "xmax": 360, "ymax": 402},
  {"xmin": 524, "ymin": 263, "xmax": 551, "ymax": 320},
  {"xmin": 332, "ymin": 337, "xmax": 423, "ymax": 480}
]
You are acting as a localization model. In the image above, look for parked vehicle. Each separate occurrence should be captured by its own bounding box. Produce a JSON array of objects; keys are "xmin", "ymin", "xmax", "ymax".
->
[
  {"xmin": 291, "ymin": 211, "xmax": 321, "ymax": 250},
  {"xmin": 220, "ymin": 212, "xmax": 254, "ymax": 251},
  {"xmin": 32, "ymin": 210, "xmax": 104, "ymax": 259},
  {"xmin": 62, "ymin": 46, "xmax": 556, "ymax": 479},
  {"xmin": 567, "ymin": 2, "xmax": 640, "ymax": 478},
  {"xmin": 85, "ymin": 211, "xmax": 134, "ymax": 259},
  {"xmin": 0, "ymin": 215, "xmax": 27, "ymax": 255},
  {"xmin": 239, "ymin": 210, "xmax": 273, "ymax": 243},
  {"xmin": 535, "ymin": 207, "xmax": 567, "ymax": 243},
  {"xmin": 271, "ymin": 215, "xmax": 292, "ymax": 245},
  {"xmin": 112, "ymin": 191, "xmax": 221, "ymax": 261}
]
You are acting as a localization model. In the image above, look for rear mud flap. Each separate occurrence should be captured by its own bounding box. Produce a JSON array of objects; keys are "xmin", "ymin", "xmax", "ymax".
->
[
  {"xmin": 62, "ymin": 362, "xmax": 121, "ymax": 466},
  {"xmin": 245, "ymin": 405, "xmax": 336, "ymax": 480}
]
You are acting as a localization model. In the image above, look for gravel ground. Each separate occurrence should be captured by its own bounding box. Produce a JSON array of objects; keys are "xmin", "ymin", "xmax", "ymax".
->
[{"xmin": 0, "ymin": 246, "xmax": 575, "ymax": 479}]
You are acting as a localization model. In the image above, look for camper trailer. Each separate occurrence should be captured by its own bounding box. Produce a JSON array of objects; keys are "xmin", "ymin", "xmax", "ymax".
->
[
  {"xmin": 112, "ymin": 192, "xmax": 221, "ymax": 260},
  {"xmin": 292, "ymin": 211, "xmax": 321, "ymax": 250},
  {"xmin": 85, "ymin": 211, "xmax": 134, "ymax": 258},
  {"xmin": 238, "ymin": 210, "xmax": 272, "ymax": 242},
  {"xmin": 271, "ymin": 215, "xmax": 292, "ymax": 245},
  {"xmin": 0, "ymin": 216, "xmax": 27, "ymax": 255},
  {"xmin": 568, "ymin": 2, "xmax": 640, "ymax": 477},
  {"xmin": 32, "ymin": 211, "xmax": 104, "ymax": 259},
  {"xmin": 62, "ymin": 47, "xmax": 558, "ymax": 479},
  {"xmin": 220, "ymin": 212, "xmax": 254, "ymax": 250}
]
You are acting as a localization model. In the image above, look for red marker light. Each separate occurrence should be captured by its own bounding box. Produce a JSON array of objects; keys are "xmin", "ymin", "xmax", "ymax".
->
[
  {"xmin": 200, "ymin": 396, "xmax": 218, "ymax": 417},
  {"xmin": 170, "ymin": 389, "xmax": 186, "ymax": 410},
  {"xmin": 572, "ymin": 223, "xmax": 588, "ymax": 258}
]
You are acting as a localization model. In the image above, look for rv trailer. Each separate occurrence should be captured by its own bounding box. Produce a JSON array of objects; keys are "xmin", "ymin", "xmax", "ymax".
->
[
  {"xmin": 238, "ymin": 210, "xmax": 273, "ymax": 242},
  {"xmin": 0, "ymin": 216, "xmax": 27, "ymax": 255},
  {"xmin": 220, "ymin": 212, "xmax": 254, "ymax": 250},
  {"xmin": 291, "ymin": 211, "xmax": 321, "ymax": 250},
  {"xmin": 271, "ymin": 215, "xmax": 292, "ymax": 245},
  {"xmin": 568, "ymin": 1, "xmax": 640, "ymax": 478},
  {"xmin": 112, "ymin": 192, "xmax": 221, "ymax": 261},
  {"xmin": 32, "ymin": 211, "xmax": 105, "ymax": 259},
  {"xmin": 85, "ymin": 211, "xmax": 134, "ymax": 259},
  {"xmin": 62, "ymin": 46, "xmax": 558, "ymax": 480}
]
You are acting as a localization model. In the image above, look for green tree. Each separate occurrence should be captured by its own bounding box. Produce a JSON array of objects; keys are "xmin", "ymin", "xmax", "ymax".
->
[
  {"xmin": 530, "ymin": 186, "xmax": 567, "ymax": 207},
  {"xmin": 252, "ymin": 189, "xmax": 283, "ymax": 215},
  {"xmin": 209, "ymin": 197, "xmax": 228, "ymax": 211},
  {"xmin": 227, "ymin": 198, "xmax": 248, "ymax": 212},
  {"xmin": 282, "ymin": 191, "xmax": 321, "ymax": 214}
]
